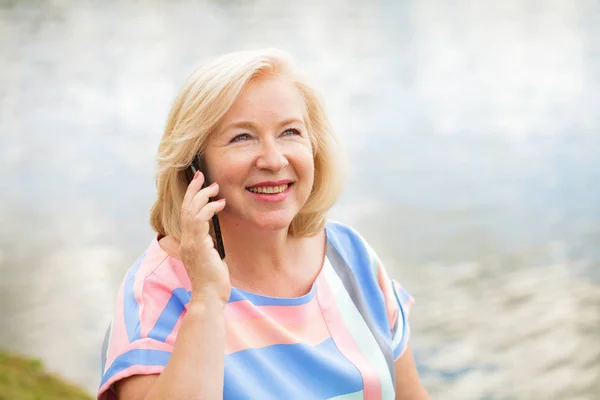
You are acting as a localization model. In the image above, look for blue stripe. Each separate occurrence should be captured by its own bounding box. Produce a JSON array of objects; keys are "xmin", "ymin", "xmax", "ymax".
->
[
  {"xmin": 394, "ymin": 282, "xmax": 412, "ymax": 308},
  {"xmin": 99, "ymin": 349, "xmax": 171, "ymax": 387},
  {"xmin": 123, "ymin": 252, "xmax": 147, "ymax": 343},
  {"xmin": 224, "ymin": 338, "xmax": 363, "ymax": 399},
  {"xmin": 148, "ymin": 288, "xmax": 192, "ymax": 342},
  {"xmin": 393, "ymin": 339, "xmax": 406, "ymax": 359},
  {"xmin": 325, "ymin": 243, "xmax": 396, "ymax": 386},
  {"xmin": 228, "ymin": 283, "xmax": 316, "ymax": 306},
  {"xmin": 325, "ymin": 222, "xmax": 391, "ymax": 336},
  {"xmin": 392, "ymin": 282, "xmax": 410, "ymax": 358}
]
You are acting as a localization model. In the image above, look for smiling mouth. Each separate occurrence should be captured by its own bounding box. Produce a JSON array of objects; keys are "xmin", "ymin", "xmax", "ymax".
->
[{"xmin": 246, "ymin": 183, "xmax": 292, "ymax": 194}]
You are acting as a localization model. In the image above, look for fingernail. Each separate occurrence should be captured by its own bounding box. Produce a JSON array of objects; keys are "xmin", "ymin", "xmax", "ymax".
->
[
  {"xmin": 193, "ymin": 171, "xmax": 200, "ymax": 179},
  {"xmin": 208, "ymin": 182, "xmax": 218, "ymax": 188}
]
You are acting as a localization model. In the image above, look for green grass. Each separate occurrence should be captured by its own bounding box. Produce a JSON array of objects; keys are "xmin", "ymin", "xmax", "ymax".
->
[{"xmin": 0, "ymin": 350, "xmax": 92, "ymax": 400}]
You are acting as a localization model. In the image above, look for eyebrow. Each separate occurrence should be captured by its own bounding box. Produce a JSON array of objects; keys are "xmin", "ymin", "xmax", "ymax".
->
[{"xmin": 221, "ymin": 118, "xmax": 305, "ymax": 132}]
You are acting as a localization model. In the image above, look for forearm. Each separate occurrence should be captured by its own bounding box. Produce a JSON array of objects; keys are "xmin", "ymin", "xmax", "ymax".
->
[
  {"xmin": 394, "ymin": 347, "xmax": 429, "ymax": 400},
  {"xmin": 145, "ymin": 298, "xmax": 225, "ymax": 400}
]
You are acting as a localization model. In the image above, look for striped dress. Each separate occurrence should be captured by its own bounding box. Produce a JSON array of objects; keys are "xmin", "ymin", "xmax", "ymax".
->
[{"xmin": 98, "ymin": 220, "xmax": 413, "ymax": 400}]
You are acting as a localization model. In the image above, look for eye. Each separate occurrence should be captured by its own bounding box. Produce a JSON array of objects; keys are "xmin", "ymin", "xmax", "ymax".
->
[
  {"xmin": 282, "ymin": 128, "xmax": 301, "ymax": 137},
  {"xmin": 231, "ymin": 133, "xmax": 251, "ymax": 143}
]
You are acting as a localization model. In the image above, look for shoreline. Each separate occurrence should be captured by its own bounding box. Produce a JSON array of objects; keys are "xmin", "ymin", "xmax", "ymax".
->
[{"xmin": 0, "ymin": 349, "xmax": 93, "ymax": 400}]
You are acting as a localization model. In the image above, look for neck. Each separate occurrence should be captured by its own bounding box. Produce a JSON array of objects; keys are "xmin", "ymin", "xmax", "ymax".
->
[{"xmin": 218, "ymin": 214, "xmax": 300, "ymax": 279}]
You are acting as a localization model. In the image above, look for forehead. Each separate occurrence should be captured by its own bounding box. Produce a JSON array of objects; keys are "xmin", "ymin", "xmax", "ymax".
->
[{"xmin": 223, "ymin": 75, "xmax": 308, "ymax": 123}]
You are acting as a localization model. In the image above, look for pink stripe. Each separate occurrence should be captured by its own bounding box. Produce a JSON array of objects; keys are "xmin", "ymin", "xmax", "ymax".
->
[
  {"xmin": 376, "ymin": 264, "xmax": 399, "ymax": 329},
  {"xmin": 137, "ymin": 241, "xmax": 192, "ymax": 338},
  {"xmin": 133, "ymin": 245, "xmax": 170, "ymax": 303},
  {"xmin": 224, "ymin": 298, "xmax": 320, "ymax": 324},
  {"xmin": 105, "ymin": 285, "xmax": 128, "ymax": 369},
  {"xmin": 164, "ymin": 311, "xmax": 184, "ymax": 347},
  {"xmin": 145, "ymin": 236, "xmax": 193, "ymax": 293},
  {"xmin": 225, "ymin": 311, "xmax": 330, "ymax": 354},
  {"xmin": 124, "ymin": 338, "xmax": 173, "ymax": 352},
  {"xmin": 107, "ymin": 338, "xmax": 173, "ymax": 368},
  {"xmin": 315, "ymin": 272, "xmax": 382, "ymax": 400}
]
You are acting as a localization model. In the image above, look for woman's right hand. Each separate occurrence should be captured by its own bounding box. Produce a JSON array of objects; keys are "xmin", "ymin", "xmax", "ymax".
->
[{"xmin": 179, "ymin": 170, "xmax": 230, "ymax": 305}]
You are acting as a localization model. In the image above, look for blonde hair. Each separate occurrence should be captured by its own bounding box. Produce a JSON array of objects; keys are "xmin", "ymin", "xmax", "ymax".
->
[{"xmin": 150, "ymin": 49, "xmax": 346, "ymax": 241}]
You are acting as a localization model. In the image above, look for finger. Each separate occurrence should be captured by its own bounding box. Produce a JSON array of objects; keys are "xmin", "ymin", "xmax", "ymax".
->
[
  {"xmin": 181, "ymin": 170, "xmax": 206, "ymax": 211},
  {"xmin": 188, "ymin": 199, "xmax": 226, "ymax": 239},
  {"xmin": 189, "ymin": 182, "xmax": 220, "ymax": 215},
  {"xmin": 195, "ymin": 198, "xmax": 226, "ymax": 222}
]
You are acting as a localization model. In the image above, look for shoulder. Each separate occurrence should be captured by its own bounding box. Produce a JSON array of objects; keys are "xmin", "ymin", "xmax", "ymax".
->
[
  {"xmin": 99, "ymin": 237, "xmax": 191, "ymax": 397},
  {"xmin": 325, "ymin": 219, "xmax": 367, "ymax": 249},
  {"xmin": 118, "ymin": 236, "xmax": 191, "ymax": 303},
  {"xmin": 324, "ymin": 218, "xmax": 361, "ymax": 239},
  {"xmin": 325, "ymin": 220, "xmax": 414, "ymax": 354},
  {"xmin": 325, "ymin": 219, "xmax": 377, "ymax": 267}
]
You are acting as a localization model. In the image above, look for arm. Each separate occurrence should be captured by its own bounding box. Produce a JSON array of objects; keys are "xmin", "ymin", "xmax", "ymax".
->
[
  {"xmin": 113, "ymin": 171, "xmax": 229, "ymax": 400},
  {"xmin": 116, "ymin": 297, "xmax": 226, "ymax": 400},
  {"xmin": 394, "ymin": 346, "xmax": 429, "ymax": 400}
]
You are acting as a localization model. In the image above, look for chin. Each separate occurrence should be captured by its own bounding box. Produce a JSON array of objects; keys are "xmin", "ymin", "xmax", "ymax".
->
[
  {"xmin": 249, "ymin": 211, "xmax": 297, "ymax": 232},
  {"xmin": 222, "ymin": 202, "xmax": 301, "ymax": 233}
]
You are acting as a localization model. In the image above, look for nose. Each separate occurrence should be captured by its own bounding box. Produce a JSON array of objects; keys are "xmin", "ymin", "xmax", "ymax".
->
[{"xmin": 255, "ymin": 138, "xmax": 288, "ymax": 172}]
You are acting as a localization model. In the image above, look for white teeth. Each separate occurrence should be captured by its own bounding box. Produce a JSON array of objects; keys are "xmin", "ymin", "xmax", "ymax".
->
[{"xmin": 248, "ymin": 184, "xmax": 289, "ymax": 194}]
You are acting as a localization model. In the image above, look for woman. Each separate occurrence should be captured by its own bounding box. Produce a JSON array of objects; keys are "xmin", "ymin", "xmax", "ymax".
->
[{"xmin": 98, "ymin": 49, "xmax": 428, "ymax": 400}]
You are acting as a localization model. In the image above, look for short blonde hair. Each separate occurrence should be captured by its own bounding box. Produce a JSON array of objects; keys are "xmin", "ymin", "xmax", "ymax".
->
[{"xmin": 150, "ymin": 49, "xmax": 346, "ymax": 241}]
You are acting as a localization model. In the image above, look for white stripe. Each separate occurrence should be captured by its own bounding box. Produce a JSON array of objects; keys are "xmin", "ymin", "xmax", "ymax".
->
[
  {"xmin": 392, "ymin": 324, "xmax": 403, "ymax": 349},
  {"xmin": 328, "ymin": 390, "xmax": 364, "ymax": 400},
  {"xmin": 103, "ymin": 318, "xmax": 114, "ymax": 374},
  {"xmin": 322, "ymin": 258, "xmax": 396, "ymax": 399},
  {"xmin": 364, "ymin": 242, "xmax": 381, "ymax": 277},
  {"xmin": 391, "ymin": 287, "xmax": 407, "ymax": 351}
]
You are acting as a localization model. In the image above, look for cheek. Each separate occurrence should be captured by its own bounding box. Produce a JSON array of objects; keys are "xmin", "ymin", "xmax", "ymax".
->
[
  {"xmin": 209, "ymin": 154, "xmax": 248, "ymax": 187},
  {"xmin": 293, "ymin": 142, "xmax": 314, "ymax": 169},
  {"xmin": 294, "ymin": 154, "xmax": 315, "ymax": 197},
  {"xmin": 300, "ymin": 149, "xmax": 315, "ymax": 180}
]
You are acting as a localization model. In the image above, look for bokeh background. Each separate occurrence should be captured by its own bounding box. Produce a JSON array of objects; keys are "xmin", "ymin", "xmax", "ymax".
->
[{"xmin": 1, "ymin": 0, "xmax": 599, "ymax": 398}]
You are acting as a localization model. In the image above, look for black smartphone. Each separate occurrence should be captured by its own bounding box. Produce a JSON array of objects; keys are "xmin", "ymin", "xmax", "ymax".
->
[{"xmin": 186, "ymin": 155, "xmax": 226, "ymax": 260}]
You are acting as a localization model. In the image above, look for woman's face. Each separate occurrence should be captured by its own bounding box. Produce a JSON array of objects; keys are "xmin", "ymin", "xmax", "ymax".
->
[{"xmin": 203, "ymin": 74, "xmax": 315, "ymax": 232}]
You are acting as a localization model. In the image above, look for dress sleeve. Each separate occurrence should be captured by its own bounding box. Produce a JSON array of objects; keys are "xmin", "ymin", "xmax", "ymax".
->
[
  {"xmin": 365, "ymin": 243, "xmax": 414, "ymax": 360},
  {"xmin": 97, "ymin": 254, "xmax": 191, "ymax": 399}
]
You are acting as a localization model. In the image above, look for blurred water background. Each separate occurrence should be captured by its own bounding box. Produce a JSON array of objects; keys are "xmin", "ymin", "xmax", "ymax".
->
[{"xmin": 1, "ymin": 0, "xmax": 599, "ymax": 398}]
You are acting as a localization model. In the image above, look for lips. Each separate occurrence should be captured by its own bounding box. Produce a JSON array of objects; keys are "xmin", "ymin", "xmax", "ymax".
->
[
  {"xmin": 246, "ymin": 180, "xmax": 294, "ymax": 194},
  {"xmin": 247, "ymin": 184, "xmax": 290, "ymax": 194},
  {"xmin": 246, "ymin": 180, "xmax": 293, "ymax": 188}
]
